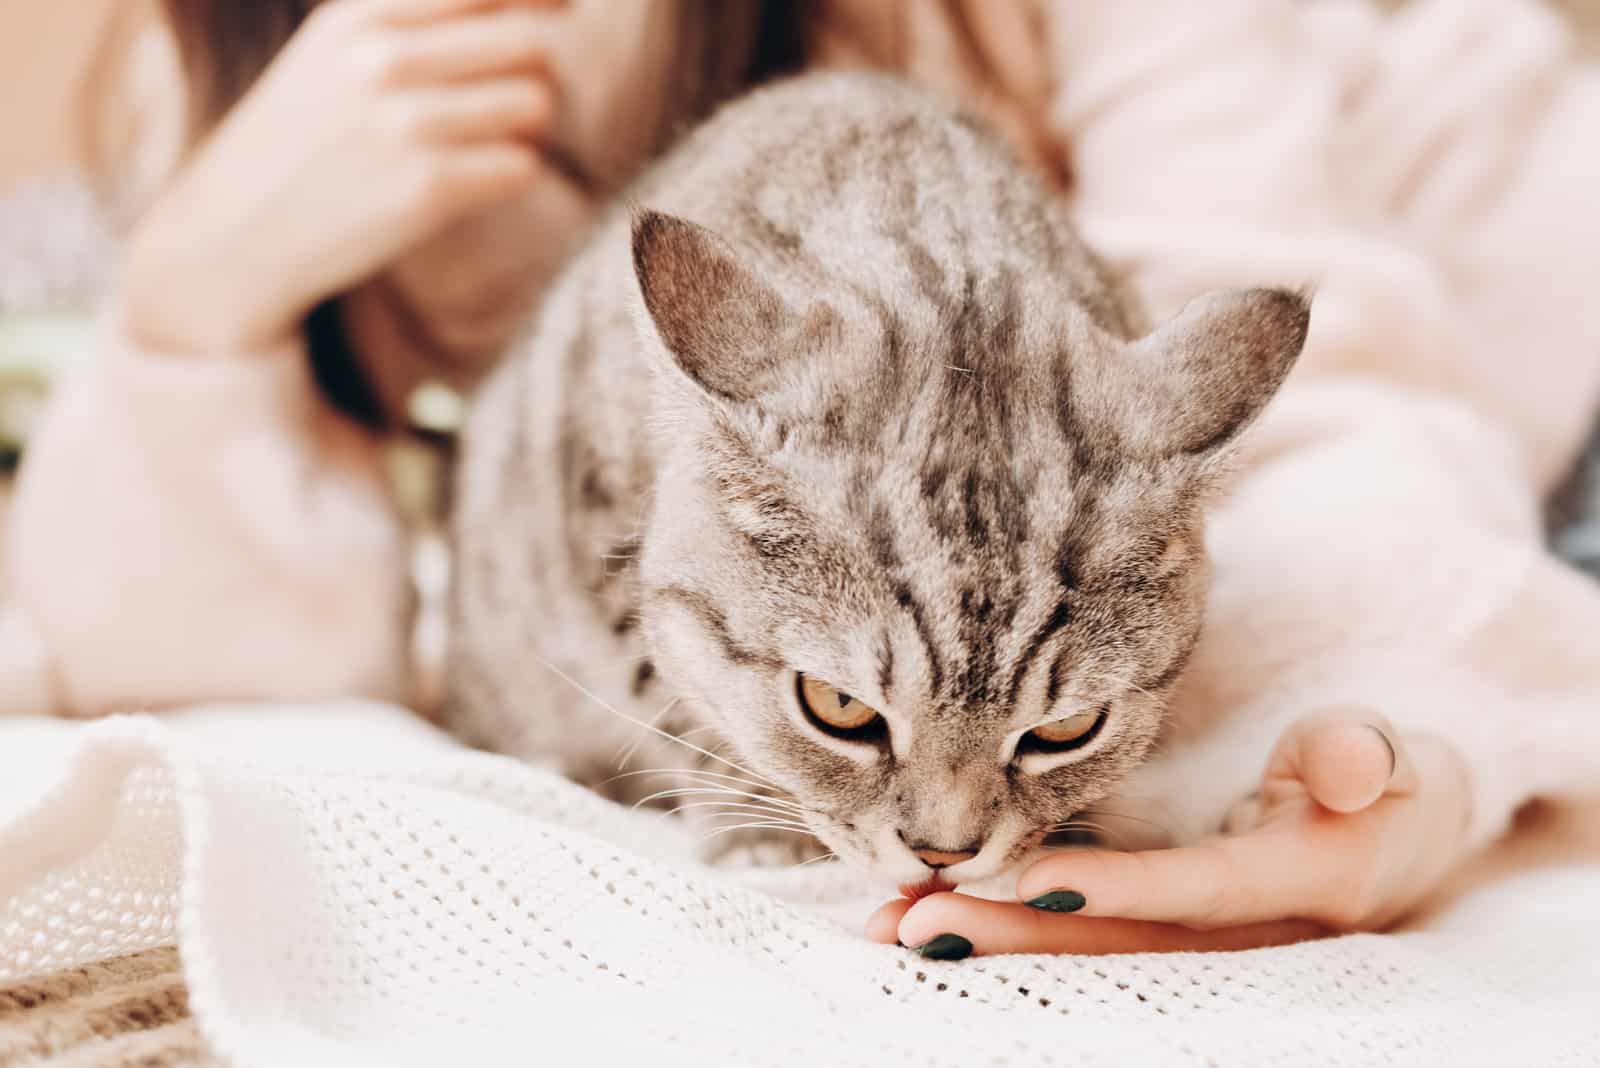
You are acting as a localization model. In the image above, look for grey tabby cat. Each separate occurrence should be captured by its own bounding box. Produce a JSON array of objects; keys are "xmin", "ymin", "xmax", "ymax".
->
[{"xmin": 445, "ymin": 73, "xmax": 1309, "ymax": 891}]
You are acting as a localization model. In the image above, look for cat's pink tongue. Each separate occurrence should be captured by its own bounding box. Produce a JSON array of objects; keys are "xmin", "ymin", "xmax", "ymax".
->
[{"xmin": 898, "ymin": 874, "xmax": 953, "ymax": 901}]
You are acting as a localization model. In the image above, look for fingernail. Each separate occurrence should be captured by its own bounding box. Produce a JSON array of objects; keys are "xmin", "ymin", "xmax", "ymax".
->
[
  {"xmin": 912, "ymin": 933, "xmax": 973, "ymax": 960},
  {"xmin": 1367, "ymin": 725, "xmax": 1397, "ymax": 777},
  {"xmin": 1025, "ymin": 890, "xmax": 1086, "ymax": 913}
]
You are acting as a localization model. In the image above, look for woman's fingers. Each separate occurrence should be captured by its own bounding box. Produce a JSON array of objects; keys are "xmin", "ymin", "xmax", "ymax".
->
[
  {"xmin": 1222, "ymin": 791, "xmax": 1266, "ymax": 834},
  {"xmin": 1013, "ymin": 822, "xmax": 1367, "ymax": 930},
  {"xmin": 893, "ymin": 893, "xmax": 1325, "ymax": 957},
  {"xmin": 384, "ymin": 8, "xmax": 556, "ymax": 83},
  {"xmin": 401, "ymin": 79, "xmax": 554, "ymax": 141},
  {"xmin": 1006, "ymin": 719, "xmax": 1462, "ymax": 934},
  {"xmin": 865, "ymin": 897, "xmax": 914, "ymax": 945},
  {"xmin": 1223, "ymin": 713, "xmax": 1397, "ymax": 833},
  {"xmin": 368, "ymin": 0, "xmax": 531, "ymax": 26},
  {"xmin": 1299, "ymin": 722, "xmax": 1396, "ymax": 812},
  {"xmin": 416, "ymin": 142, "xmax": 541, "ymax": 224},
  {"xmin": 1261, "ymin": 708, "xmax": 1409, "ymax": 813},
  {"xmin": 1008, "ymin": 713, "xmax": 1422, "ymax": 932}
]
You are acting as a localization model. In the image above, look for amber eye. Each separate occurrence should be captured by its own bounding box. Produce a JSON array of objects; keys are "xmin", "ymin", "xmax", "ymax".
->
[
  {"xmin": 1019, "ymin": 708, "xmax": 1107, "ymax": 756},
  {"xmin": 796, "ymin": 674, "xmax": 886, "ymax": 741}
]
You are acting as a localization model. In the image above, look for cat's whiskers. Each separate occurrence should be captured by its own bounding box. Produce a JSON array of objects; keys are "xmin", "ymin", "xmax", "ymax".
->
[
  {"xmin": 700, "ymin": 820, "xmax": 816, "ymax": 843},
  {"xmin": 612, "ymin": 696, "xmax": 681, "ymax": 769},
  {"xmin": 529, "ymin": 652, "xmax": 781, "ymax": 789},
  {"xmin": 1092, "ymin": 789, "xmax": 1162, "ymax": 803},
  {"xmin": 635, "ymin": 785, "xmax": 805, "ymax": 817},
  {"xmin": 594, "ymin": 540, "xmax": 642, "ymax": 581},
  {"xmin": 607, "ymin": 766, "xmax": 796, "ymax": 802},
  {"xmin": 1042, "ymin": 821, "xmax": 1111, "ymax": 843},
  {"xmin": 675, "ymin": 799, "xmax": 806, "ymax": 818},
  {"xmin": 672, "ymin": 724, "xmax": 725, "ymax": 743},
  {"xmin": 701, "ymin": 817, "xmax": 813, "ymax": 836},
  {"xmin": 1039, "ymin": 816, "xmax": 1125, "ymax": 850},
  {"xmin": 669, "ymin": 799, "xmax": 811, "ymax": 824},
  {"xmin": 796, "ymin": 851, "xmax": 839, "ymax": 868},
  {"xmin": 1079, "ymin": 805, "xmax": 1175, "ymax": 841}
]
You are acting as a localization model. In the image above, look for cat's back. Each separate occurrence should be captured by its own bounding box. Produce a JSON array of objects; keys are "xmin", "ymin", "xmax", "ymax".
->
[{"xmin": 599, "ymin": 72, "xmax": 1117, "ymax": 325}]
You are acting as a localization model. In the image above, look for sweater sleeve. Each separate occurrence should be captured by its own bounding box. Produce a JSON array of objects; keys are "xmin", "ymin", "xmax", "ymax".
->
[
  {"xmin": 2, "ymin": 302, "xmax": 412, "ymax": 715},
  {"xmin": 1042, "ymin": 0, "xmax": 1600, "ymax": 491},
  {"xmin": 1146, "ymin": 381, "xmax": 1600, "ymax": 851},
  {"xmin": 1033, "ymin": 0, "xmax": 1600, "ymax": 847}
]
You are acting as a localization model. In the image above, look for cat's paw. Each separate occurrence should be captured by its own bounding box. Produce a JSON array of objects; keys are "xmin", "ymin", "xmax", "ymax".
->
[{"xmin": 701, "ymin": 828, "xmax": 830, "ymax": 870}]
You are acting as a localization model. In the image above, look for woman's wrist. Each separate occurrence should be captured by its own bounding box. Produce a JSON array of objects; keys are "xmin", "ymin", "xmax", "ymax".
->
[{"xmin": 120, "ymin": 216, "xmax": 307, "ymax": 356}]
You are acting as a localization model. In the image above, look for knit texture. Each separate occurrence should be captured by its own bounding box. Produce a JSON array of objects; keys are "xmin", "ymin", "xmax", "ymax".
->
[{"xmin": 2, "ymin": 703, "xmax": 1597, "ymax": 1068}]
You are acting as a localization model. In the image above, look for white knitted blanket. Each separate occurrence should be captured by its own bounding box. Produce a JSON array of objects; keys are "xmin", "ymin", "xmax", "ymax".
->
[{"xmin": 1, "ymin": 701, "xmax": 1596, "ymax": 1067}]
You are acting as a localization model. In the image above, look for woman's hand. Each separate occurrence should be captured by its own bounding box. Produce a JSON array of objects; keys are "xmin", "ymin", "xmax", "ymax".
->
[
  {"xmin": 123, "ymin": 0, "xmax": 560, "ymax": 355},
  {"xmin": 866, "ymin": 710, "xmax": 1474, "ymax": 958}
]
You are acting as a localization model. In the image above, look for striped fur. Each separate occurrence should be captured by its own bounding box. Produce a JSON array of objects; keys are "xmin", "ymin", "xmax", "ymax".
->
[{"xmin": 445, "ymin": 74, "xmax": 1308, "ymax": 887}]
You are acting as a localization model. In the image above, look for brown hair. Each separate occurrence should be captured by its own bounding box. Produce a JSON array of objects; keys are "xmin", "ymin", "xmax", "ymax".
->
[{"xmin": 84, "ymin": 0, "xmax": 805, "ymax": 427}]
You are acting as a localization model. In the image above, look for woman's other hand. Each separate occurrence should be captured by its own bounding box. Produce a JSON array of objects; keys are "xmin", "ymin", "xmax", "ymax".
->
[
  {"xmin": 867, "ymin": 710, "xmax": 1474, "ymax": 957},
  {"xmin": 122, "ymin": 0, "xmax": 559, "ymax": 355}
]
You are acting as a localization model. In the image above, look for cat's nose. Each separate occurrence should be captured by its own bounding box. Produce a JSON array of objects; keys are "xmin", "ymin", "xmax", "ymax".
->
[{"xmin": 909, "ymin": 844, "xmax": 980, "ymax": 868}]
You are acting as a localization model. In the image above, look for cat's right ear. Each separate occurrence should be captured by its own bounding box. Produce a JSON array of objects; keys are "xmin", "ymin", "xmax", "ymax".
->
[
  {"xmin": 632, "ymin": 209, "xmax": 793, "ymax": 403},
  {"xmin": 1073, "ymin": 287, "xmax": 1310, "ymax": 465}
]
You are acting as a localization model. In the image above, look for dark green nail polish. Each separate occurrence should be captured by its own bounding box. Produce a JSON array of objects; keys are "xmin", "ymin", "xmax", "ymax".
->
[
  {"xmin": 1367, "ymin": 724, "xmax": 1398, "ymax": 778},
  {"xmin": 1025, "ymin": 890, "xmax": 1086, "ymax": 913},
  {"xmin": 913, "ymin": 933, "xmax": 973, "ymax": 960}
]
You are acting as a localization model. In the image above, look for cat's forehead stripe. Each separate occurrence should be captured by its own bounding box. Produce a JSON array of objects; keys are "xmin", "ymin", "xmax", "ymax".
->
[
  {"xmin": 650, "ymin": 585, "xmax": 784, "ymax": 672},
  {"xmin": 892, "ymin": 582, "xmax": 945, "ymax": 697},
  {"xmin": 875, "ymin": 629, "xmax": 896, "ymax": 701},
  {"xmin": 1004, "ymin": 600, "xmax": 1074, "ymax": 707},
  {"xmin": 1136, "ymin": 629, "xmax": 1202, "ymax": 695}
]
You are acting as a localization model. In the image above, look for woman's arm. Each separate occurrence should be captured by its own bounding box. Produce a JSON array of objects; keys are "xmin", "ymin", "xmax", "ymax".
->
[
  {"xmin": 1043, "ymin": 0, "xmax": 1600, "ymax": 489},
  {"xmin": 1036, "ymin": 0, "xmax": 1600, "ymax": 847},
  {"xmin": 120, "ymin": 0, "xmax": 557, "ymax": 358},
  {"xmin": 3, "ymin": 313, "xmax": 412, "ymax": 714},
  {"xmin": 2, "ymin": 0, "xmax": 569, "ymax": 714}
]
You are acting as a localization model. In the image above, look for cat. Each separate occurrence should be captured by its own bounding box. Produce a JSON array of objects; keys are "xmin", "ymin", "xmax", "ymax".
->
[{"xmin": 443, "ymin": 72, "xmax": 1309, "ymax": 891}]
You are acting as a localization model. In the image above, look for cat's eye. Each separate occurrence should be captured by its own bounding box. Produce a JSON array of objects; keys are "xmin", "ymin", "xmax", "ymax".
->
[
  {"xmin": 796, "ymin": 674, "xmax": 886, "ymax": 742},
  {"xmin": 1018, "ymin": 708, "xmax": 1107, "ymax": 756}
]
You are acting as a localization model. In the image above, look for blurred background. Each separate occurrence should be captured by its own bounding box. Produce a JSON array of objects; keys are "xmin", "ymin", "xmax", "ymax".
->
[
  {"xmin": 1, "ymin": 2, "xmax": 121, "ymax": 183},
  {"xmin": 1, "ymin": 1, "xmax": 121, "ymax": 474},
  {"xmin": 0, "ymin": 0, "xmax": 456, "ymax": 629}
]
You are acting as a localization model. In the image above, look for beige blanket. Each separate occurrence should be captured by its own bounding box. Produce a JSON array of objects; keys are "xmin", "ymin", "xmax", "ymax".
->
[{"xmin": 0, "ymin": 705, "xmax": 1597, "ymax": 1067}]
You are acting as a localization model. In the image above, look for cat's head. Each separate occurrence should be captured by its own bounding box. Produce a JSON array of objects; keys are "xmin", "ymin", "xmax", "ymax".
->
[{"xmin": 629, "ymin": 210, "xmax": 1309, "ymax": 889}]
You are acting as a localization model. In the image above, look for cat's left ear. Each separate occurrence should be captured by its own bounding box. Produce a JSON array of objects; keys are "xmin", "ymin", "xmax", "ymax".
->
[{"xmin": 632, "ymin": 209, "xmax": 794, "ymax": 403}]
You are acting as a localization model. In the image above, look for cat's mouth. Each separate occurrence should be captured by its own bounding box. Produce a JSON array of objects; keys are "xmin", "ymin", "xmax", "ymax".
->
[{"xmin": 887, "ymin": 825, "xmax": 1105, "ymax": 898}]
